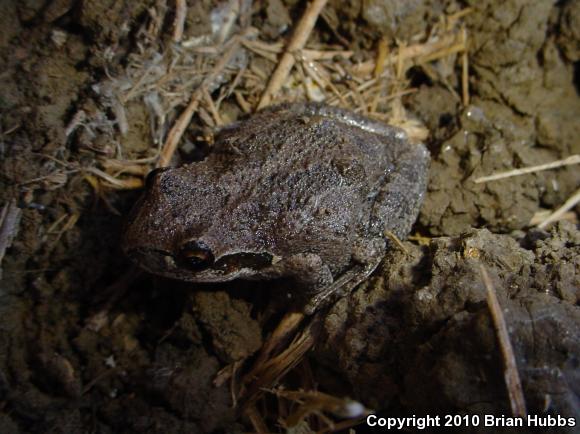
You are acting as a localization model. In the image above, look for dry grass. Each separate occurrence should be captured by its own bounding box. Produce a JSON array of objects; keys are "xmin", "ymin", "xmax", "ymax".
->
[{"xmin": 475, "ymin": 155, "xmax": 580, "ymax": 228}]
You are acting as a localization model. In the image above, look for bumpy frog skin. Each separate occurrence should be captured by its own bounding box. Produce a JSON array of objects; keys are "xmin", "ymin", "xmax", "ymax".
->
[{"xmin": 122, "ymin": 103, "xmax": 429, "ymax": 313}]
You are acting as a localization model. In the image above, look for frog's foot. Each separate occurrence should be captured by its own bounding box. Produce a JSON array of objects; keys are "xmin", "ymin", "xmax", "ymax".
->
[{"xmin": 303, "ymin": 238, "xmax": 386, "ymax": 315}]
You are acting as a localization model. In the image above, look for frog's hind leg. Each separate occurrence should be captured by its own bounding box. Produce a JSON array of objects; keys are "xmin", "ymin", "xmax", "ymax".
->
[
  {"xmin": 370, "ymin": 142, "xmax": 429, "ymax": 239},
  {"xmin": 278, "ymin": 102, "xmax": 408, "ymax": 139}
]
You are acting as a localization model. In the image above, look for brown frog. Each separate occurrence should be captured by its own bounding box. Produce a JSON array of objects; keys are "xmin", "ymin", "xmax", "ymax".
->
[{"xmin": 122, "ymin": 103, "xmax": 429, "ymax": 313}]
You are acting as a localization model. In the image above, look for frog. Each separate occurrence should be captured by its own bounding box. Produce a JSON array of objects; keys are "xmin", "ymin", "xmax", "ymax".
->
[{"xmin": 122, "ymin": 102, "xmax": 429, "ymax": 314}]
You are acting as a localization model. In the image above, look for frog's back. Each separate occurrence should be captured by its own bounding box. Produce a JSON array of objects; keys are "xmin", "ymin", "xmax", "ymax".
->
[{"xmin": 205, "ymin": 103, "xmax": 407, "ymax": 260}]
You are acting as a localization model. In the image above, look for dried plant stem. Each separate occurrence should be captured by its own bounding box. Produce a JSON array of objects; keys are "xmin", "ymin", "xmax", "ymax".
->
[
  {"xmin": 246, "ymin": 404, "xmax": 269, "ymax": 434},
  {"xmin": 461, "ymin": 26, "xmax": 469, "ymax": 106},
  {"xmin": 173, "ymin": 0, "xmax": 187, "ymax": 42},
  {"xmin": 446, "ymin": 6, "xmax": 473, "ymax": 27},
  {"xmin": 85, "ymin": 167, "xmax": 143, "ymax": 190},
  {"xmin": 202, "ymin": 89, "xmax": 223, "ymax": 126},
  {"xmin": 241, "ymin": 326, "xmax": 315, "ymax": 409},
  {"xmin": 538, "ymin": 187, "xmax": 580, "ymax": 229},
  {"xmin": 239, "ymin": 311, "xmax": 313, "ymax": 409},
  {"xmin": 529, "ymin": 210, "xmax": 576, "ymax": 226},
  {"xmin": 302, "ymin": 49, "xmax": 353, "ymax": 61},
  {"xmin": 479, "ymin": 264, "xmax": 527, "ymax": 418},
  {"xmin": 353, "ymin": 33, "xmax": 461, "ymax": 77},
  {"xmin": 474, "ymin": 154, "xmax": 580, "ymax": 183},
  {"xmin": 0, "ymin": 200, "xmax": 22, "ymax": 278},
  {"xmin": 257, "ymin": 0, "xmax": 329, "ymax": 109},
  {"xmin": 327, "ymin": 33, "xmax": 465, "ymax": 107},
  {"xmin": 47, "ymin": 213, "xmax": 79, "ymax": 250},
  {"xmin": 249, "ymin": 312, "xmax": 305, "ymax": 373},
  {"xmin": 384, "ymin": 230, "xmax": 409, "ymax": 254},
  {"xmin": 84, "ymin": 268, "xmax": 142, "ymax": 332},
  {"xmin": 157, "ymin": 34, "xmax": 245, "ymax": 167}
]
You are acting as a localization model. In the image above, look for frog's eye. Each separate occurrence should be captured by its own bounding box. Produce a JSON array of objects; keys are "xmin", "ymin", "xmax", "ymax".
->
[
  {"xmin": 178, "ymin": 241, "xmax": 214, "ymax": 271},
  {"xmin": 145, "ymin": 167, "xmax": 171, "ymax": 189}
]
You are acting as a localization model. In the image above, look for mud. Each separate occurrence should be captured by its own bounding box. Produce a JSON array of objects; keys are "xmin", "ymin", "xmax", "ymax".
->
[{"xmin": 0, "ymin": 0, "xmax": 578, "ymax": 433}]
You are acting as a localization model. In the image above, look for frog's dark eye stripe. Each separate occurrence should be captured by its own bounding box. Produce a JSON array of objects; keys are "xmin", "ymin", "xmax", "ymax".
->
[{"xmin": 178, "ymin": 240, "xmax": 214, "ymax": 271}]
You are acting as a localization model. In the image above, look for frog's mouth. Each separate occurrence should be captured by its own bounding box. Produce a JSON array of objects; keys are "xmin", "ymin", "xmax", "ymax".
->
[
  {"xmin": 213, "ymin": 252, "xmax": 274, "ymax": 273},
  {"xmin": 127, "ymin": 244, "xmax": 274, "ymax": 281},
  {"xmin": 177, "ymin": 240, "xmax": 274, "ymax": 272}
]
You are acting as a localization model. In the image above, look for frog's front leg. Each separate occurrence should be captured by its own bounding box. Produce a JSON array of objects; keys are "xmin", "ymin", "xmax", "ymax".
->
[
  {"xmin": 281, "ymin": 253, "xmax": 334, "ymax": 290},
  {"xmin": 302, "ymin": 238, "xmax": 386, "ymax": 315}
]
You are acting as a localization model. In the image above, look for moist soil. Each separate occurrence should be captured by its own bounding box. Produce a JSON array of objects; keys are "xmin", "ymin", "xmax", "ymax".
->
[{"xmin": 0, "ymin": 0, "xmax": 579, "ymax": 433}]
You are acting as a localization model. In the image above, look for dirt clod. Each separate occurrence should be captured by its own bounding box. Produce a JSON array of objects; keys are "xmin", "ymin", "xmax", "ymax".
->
[{"xmin": 317, "ymin": 223, "xmax": 580, "ymax": 419}]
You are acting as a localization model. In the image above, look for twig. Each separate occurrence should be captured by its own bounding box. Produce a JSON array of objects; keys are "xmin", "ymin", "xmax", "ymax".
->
[
  {"xmin": 173, "ymin": 0, "xmax": 187, "ymax": 43},
  {"xmin": 234, "ymin": 90, "xmax": 252, "ymax": 113},
  {"xmin": 47, "ymin": 213, "xmax": 79, "ymax": 250},
  {"xmin": 241, "ymin": 39, "xmax": 280, "ymax": 62},
  {"xmin": 529, "ymin": 210, "xmax": 576, "ymax": 226},
  {"xmin": 300, "ymin": 58, "xmax": 346, "ymax": 105},
  {"xmin": 257, "ymin": 0, "xmax": 329, "ymax": 109},
  {"xmin": 1, "ymin": 124, "xmax": 20, "ymax": 136},
  {"xmin": 416, "ymin": 40, "xmax": 467, "ymax": 65},
  {"xmin": 538, "ymin": 187, "xmax": 580, "ymax": 229},
  {"xmin": 20, "ymin": 170, "xmax": 78, "ymax": 186},
  {"xmin": 0, "ymin": 200, "xmax": 22, "ymax": 279},
  {"xmin": 479, "ymin": 264, "xmax": 527, "ymax": 418},
  {"xmin": 273, "ymin": 389, "xmax": 368, "ymax": 428},
  {"xmin": 461, "ymin": 26, "xmax": 469, "ymax": 106},
  {"xmin": 352, "ymin": 33, "xmax": 460, "ymax": 77},
  {"xmin": 249, "ymin": 311, "xmax": 305, "ymax": 372},
  {"xmin": 215, "ymin": 0, "xmax": 241, "ymax": 45},
  {"xmin": 370, "ymin": 38, "xmax": 389, "ymax": 112},
  {"xmin": 446, "ymin": 7, "xmax": 473, "ymax": 27},
  {"xmin": 384, "ymin": 230, "xmax": 409, "ymax": 254},
  {"xmin": 246, "ymin": 404, "xmax": 270, "ymax": 434},
  {"xmin": 241, "ymin": 327, "xmax": 315, "ymax": 410},
  {"xmin": 82, "ymin": 367, "xmax": 119, "ymax": 395},
  {"xmin": 374, "ymin": 38, "xmax": 388, "ymax": 78},
  {"xmin": 85, "ymin": 268, "xmax": 142, "ymax": 332},
  {"xmin": 302, "ymin": 49, "xmax": 353, "ymax": 61},
  {"xmin": 157, "ymin": 33, "xmax": 246, "ymax": 167},
  {"xmin": 85, "ymin": 167, "xmax": 143, "ymax": 190},
  {"xmin": 65, "ymin": 110, "xmax": 87, "ymax": 137},
  {"xmin": 202, "ymin": 89, "xmax": 223, "ymax": 126},
  {"xmin": 325, "ymin": 33, "xmax": 465, "ymax": 107},
  {"xmin": 46, "ymin": 213, "xmax": 69, "ymax": 235},
  {"xmin": 239, "ymin": 311, "xmax": 313, "ymax": 409},
  {"xmin": 101, "ymin": 159, "xmax": 150, "ymax": 177},
  {"xmin": 474, "ymin": 154, "xmax": 580, "ymax": 183}
]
